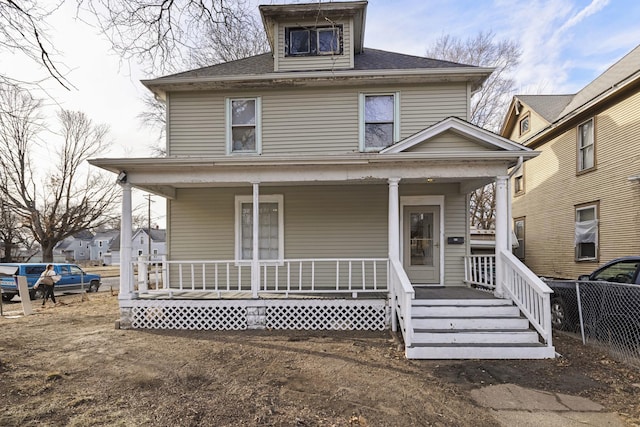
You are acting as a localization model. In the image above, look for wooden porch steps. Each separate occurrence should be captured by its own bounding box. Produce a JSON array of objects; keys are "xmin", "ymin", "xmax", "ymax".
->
[{"xmin": 406, "ymin": 298, "xmax": 556, "ymax": 359}]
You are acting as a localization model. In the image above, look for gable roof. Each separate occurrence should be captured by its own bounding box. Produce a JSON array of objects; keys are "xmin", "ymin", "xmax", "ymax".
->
[
  {"xmin": 515, "ymin": 94, "xmax": 573, "ymax": 122},
  {"xmin": 558, "ymin": 44, "xmax": 640, "ymax": 118},
  {"xmin": 381, "ymin": 117, "xmax": 533, "ymax": 154},
  {"xmin": 133, "ymin": 228, "xmax": 167, "ymax": 243},
  {"xmin": 502, "ymin": 44, "xmax": 640, "ymax": 141}
]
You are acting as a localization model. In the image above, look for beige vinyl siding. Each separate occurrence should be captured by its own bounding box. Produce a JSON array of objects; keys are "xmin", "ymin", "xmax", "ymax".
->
[
  {"xmin": 401, "ymin": 183, "xmax": 467, "ymax": 286},
  {"xmin": 506, "ymin": 108, "xmax": 549, "ymax": 144},
  {"xmin": 168, "ymin": 183, "xmax": 468, "ymax": 288},
  {"xmin": 276, "ymin": 19, "xmax": 352, "ymax": 72},
  {"xmin": 167, "ymin": 83, "xmax": 469, "ymax": 156},
  {"xmin": 262, "ymin": 89, "xmax": 358, "ymax": 154},
  {"xmin": 400, "ymin": 84, "xmax": 469, "ymax": 135},
  {"xmin": 405, "ymin": 130, "xmax": 493, "ymax": 153},
  {"xmin": 168, "ymin": 92, "xmax": 226, "ymax": 156},
  {"xmin": 512, "ymin": 89, "xmax": 640, "ymax": 279}
]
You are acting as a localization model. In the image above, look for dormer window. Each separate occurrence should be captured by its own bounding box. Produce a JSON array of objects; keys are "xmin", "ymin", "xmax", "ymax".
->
[{"xmin": 285, "ymin": 26, "xmax": 342, "ymax": 56}]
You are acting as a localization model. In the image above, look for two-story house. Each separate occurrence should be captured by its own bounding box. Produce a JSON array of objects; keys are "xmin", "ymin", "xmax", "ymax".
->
[
  {"xmin": 130, "ymin": 228, "xmax": 166, "ymax": 263},
  {"xmin": 501, "ymin": 44, "xmax": 640, "ymax": 280},
  {"xmin": 91, "ymin": 229, "xmax": 120, "ymax": 265},
  {"xmin": 91, "ymin": 1, "xmax": 554, "ymax": 359},
  {"xmin": 55, "ymin": 230, "xmax": 94, "ymax": 262}
]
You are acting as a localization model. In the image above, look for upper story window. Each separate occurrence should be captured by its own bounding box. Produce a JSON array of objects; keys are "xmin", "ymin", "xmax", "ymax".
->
[
  {"xmin": 359, "ymin": 93, "xmax": 400, "ymax": 152},
  {"xmin": 513, "ymin": 165, "xmax": 525, "ymax": 195},
  {"xmin": 575, "ymin": 203, "xmax": 598, "ymax": 261},
  {"xmin": 285, "ymin": 25, "xmax": 343, "ymax": 56},
  {"xmin": 577, "ymin": 118, "xmax": 595, "ymax": 172},
  {"xmin": 519, "ymin": 113, "xmax": 530, "ymax": 136},
  {"xmin": 227, "ymin": 97, "xmax": 262, "ymax": 154}
]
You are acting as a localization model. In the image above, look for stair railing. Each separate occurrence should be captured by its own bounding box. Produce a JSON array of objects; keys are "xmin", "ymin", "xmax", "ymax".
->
[
  {"xmin": 499, "ymin": 250, "xmax": 554, "ymax": 348},
  {"xmin": 389, "ymin": 258, "xmax": 414, "ymax": 348}
]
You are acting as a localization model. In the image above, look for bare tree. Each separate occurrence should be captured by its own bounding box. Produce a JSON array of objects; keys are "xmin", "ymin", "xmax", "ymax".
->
[
  {"xmin": 0, "ymin": 85, "xmax": 119, "ymax": 261},
  {"xmin": 78, "ymin": 0, "xmax": 257, "ymax": 75},
  {"xmin": 139, "ymin": 3, "xmax": 268, "ymax": 154},
  {"xmin": 0, "ymin": 0, "xmax": 71, "ymax": 90},
  {"xmin": 426, "ymin": 31, "xmax": 521, "ymax": 229}
]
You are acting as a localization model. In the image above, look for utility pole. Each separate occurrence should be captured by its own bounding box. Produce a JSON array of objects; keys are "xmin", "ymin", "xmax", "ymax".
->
[{"xmin": 144, "ymin": 194, "xmax": 155, "ymax": 259}]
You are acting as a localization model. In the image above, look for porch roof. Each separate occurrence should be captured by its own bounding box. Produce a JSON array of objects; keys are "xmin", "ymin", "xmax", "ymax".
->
[{"xmin": 90, "ymin": 150, "xmax": 537, "ymax": 199}]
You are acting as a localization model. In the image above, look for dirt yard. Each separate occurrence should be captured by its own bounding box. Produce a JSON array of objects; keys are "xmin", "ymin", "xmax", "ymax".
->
[{"xmin": 1, "ymin": 293, "xmax": 639, "ymax": 426}]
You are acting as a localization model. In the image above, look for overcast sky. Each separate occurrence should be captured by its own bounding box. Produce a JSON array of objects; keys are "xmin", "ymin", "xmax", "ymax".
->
[{"xmin": 4, "ymin": 0, "xmax": 639, "ymax": 226}]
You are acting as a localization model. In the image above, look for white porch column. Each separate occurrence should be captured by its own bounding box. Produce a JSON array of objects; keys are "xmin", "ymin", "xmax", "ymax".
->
[
  {"xmin": 388, "ymin": 177, "xmax": 400, "ymax": 332},
  {"xmin": 388, "ymin": 178, "xmax": 401, "ymax": 260},
  {"xmin": 494, "ymin": 175, "xmax": 509, "ymax": 298},
  {"xmin": 119, "ymin": 182, "xmax": 134, "ymax": 300},
  {"xmin": 251, "ymin": 182, "xmax": 260, "ymax": 298}
]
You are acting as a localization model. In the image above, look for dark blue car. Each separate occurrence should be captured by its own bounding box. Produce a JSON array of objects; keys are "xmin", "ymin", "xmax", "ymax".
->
[{"xmin": 0, "ymin": 263, "xmax": 101, "ymax": 301}]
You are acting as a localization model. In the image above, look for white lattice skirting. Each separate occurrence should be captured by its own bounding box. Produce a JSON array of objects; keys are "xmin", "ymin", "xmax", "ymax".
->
[{"xmin": 124, "ymin": 299, "xmax": 389, "ymax": 331}]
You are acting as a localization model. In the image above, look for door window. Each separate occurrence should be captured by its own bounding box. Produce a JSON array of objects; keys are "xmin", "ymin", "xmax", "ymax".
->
[{"xmin": 410, "ymin": 212, "xmax": 433, "ymax": 266}]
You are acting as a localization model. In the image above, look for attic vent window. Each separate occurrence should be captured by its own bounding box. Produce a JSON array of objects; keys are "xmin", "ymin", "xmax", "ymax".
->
[{"xmin": 285, "ymin": 26, "xmax": 343, "ymax": 56}]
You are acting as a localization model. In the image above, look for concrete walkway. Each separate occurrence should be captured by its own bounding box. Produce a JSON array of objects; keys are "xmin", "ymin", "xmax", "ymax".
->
[{"xmin": 470, "ymin": 384, "xmax": 626, "ymax": 426}]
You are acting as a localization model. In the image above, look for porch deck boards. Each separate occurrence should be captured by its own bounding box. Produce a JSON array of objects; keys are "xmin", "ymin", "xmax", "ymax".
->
[
  {"xmin": 413, "ymin": 286, "xmax": 495, "ymax": 300},
  {"xmin": 136, "ymin": 290, "xmax": 389, "ymax": 300}
]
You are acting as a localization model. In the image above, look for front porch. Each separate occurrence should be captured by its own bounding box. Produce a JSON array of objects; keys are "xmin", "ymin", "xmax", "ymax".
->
[{"xmin": 117, "ymin": 252, "xmax": 555, "ymax": 359}]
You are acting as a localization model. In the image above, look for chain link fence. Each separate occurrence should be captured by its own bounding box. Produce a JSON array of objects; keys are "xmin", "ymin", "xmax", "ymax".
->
[{"xmin": 544, "ymin": 279, "xmax": 640, "ymax": 368}]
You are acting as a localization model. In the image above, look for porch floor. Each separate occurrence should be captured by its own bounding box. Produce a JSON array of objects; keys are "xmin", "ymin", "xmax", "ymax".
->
[
  {"xmin": 135, "ymin": 290, "xmax": 389, "ymax": 300},
  {"xmin": 413, "ymin": 286, "xmax": 496, "ymax": 300},
  {"xmin": 133, "ymin": 286, "xmax": 495, "ymax": 300}
]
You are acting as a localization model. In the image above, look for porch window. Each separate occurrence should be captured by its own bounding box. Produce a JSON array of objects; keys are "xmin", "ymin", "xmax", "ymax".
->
[
  {"xmin": 575, "ymin": 203, "xmax": 598, "ymax": 261},
  {"xmin": 235, "ymin": 195, "xmax": 284, "ymax": 261},
  {"xmin": 227, "ymin": 97, "xmax": 261, "ymax": 154},
  {"xmin": 513, "ymin": 218, "xmax": 525, "ymax": 260},
  {"xmin": 577, "ymin": 118, "xmax": 594, "ymax": 172},
  {"xmin": 359, "ymin": 93, "xmax": 400, "ymax": 151}
]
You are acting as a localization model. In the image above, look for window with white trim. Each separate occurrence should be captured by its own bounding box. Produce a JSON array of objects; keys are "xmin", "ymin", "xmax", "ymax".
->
[
  {"xmin": 575, "ymin": 204, "xmax": 598, "ymax": 261},
  {"xmin": 577, "ymin": 118, "xmax": 594, "ymax": 172},
  {"xmin": 359, "ymin": 93, "xmax": 400, "ymax": 151},
  {"xmin": 227, "ymin": 98, "xmax": 261, "ymax": 154},
  {"xmin": 235, "ymin": 195, "xmax": 284, "ymax": 261}
]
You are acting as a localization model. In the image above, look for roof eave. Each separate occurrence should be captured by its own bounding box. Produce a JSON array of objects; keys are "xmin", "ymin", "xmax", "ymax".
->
[{"xmin": 141, "ymin": 67, "xmax": 493, "ymax": 96}]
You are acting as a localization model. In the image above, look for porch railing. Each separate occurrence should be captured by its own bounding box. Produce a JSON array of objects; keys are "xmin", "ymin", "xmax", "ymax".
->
[
  {"xmin": 464, "ymin": 254, "xmax": 495, "ymax": 289},
  {"xmin": 136, "ymin": 257, "xmax": 388, "ymax": 297},
  {"xmin": 499, "ymin": 250, "xmax": 554, "ymax": 347},
  {"xmin": 389, "ymin": 258, "xmax": 414, "ymax": 347}
]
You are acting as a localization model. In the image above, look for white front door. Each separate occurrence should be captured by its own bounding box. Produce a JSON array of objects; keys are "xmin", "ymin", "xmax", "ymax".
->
[{"xmin": 403, "ymin": 205, "xmax": 440, "ymax": 284}]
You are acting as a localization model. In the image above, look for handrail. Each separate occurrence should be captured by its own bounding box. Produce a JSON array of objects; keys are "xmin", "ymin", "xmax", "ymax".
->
[
  {"xmin": 389, "ymin": 258, "xmax": 414, "ymax": 348},
  {"xmin": 499, "ymin": 250, "xmax": 554, "ymax": 347},
  {"xmin": 464, "ymin": 255, "xmax": 496, "ymax": 289}
]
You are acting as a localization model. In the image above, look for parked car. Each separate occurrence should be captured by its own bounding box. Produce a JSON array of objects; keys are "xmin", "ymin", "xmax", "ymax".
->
[
  {"xmin": 0, "ymin": 263, "xmax": 101, "ymax": 301},
  {"xmin": 548, "ymin": 257, "xmax": 640, "ymax": 351}
]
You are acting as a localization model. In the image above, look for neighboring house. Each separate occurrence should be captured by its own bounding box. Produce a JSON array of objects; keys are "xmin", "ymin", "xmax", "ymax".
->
[
  {"xmin": 91, "ymin": 1, "xmax": 554, "ymax": 359},
  {"xmin": 131, "ymin": 228, "xmax": 166, "ymax": 263},
  {"xmin": 501, "ymin": 44, "xmax": 640, "ymax": 280},
  {"xmin": 91, "ymin": 230, "xmax": 120, "ymax": 265},
  {"xmin": 54, "ymin": 230, "xmax": 94, "ymax": 262}
]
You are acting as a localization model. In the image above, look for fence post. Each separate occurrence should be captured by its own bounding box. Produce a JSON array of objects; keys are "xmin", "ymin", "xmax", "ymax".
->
[{"xmin": 576, "ymin": 282, "xmax": 586, "ymax": 345}]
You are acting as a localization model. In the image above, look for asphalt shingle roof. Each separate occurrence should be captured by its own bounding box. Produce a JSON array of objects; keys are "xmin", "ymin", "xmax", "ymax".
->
[
  {"xmin": 161, "ymin": 48, "xmax": 472, "ymax": 80},
  {"xmin": 516, "ymin": 94, "xmax": 573, "ymax": 123},
  {"xmin": 519, "ymin": 44, "xmax": 640, "ymax": 125}
]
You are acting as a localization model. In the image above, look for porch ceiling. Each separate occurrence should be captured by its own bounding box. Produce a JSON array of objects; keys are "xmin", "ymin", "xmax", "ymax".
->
[{"xmin": 89, "ymin": 153, "xmax": 527, "ymax": 198}]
